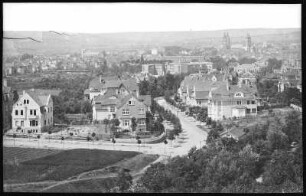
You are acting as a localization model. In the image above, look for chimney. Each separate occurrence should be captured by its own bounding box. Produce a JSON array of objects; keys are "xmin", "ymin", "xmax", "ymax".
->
[
  {"xmin": 226, "ymin": 80, "xmax": 230, "ymax": 91},
  {"xmin": 238, "ymin": 80, "xmax": 242, "ymax": 88},
  {"xmin": 23, "ymin": 90, "xmax": 26, "ymax": 95},
  {"xmin": 31, "ymin": 88, "xmax": 35, "ymax": 91},
  {"xmin": 99, "ymin": 75, "xmax": 102, "ymax": 83}
]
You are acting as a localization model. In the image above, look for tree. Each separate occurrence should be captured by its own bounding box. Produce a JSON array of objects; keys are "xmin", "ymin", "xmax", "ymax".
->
[
  {"xmin": 140, "ymin": 162, "xmax": 171, "ymax": 192},
  {"xmin": 267, "ymin": 125, "xmax": 289, "ymax": 151},
  {"xmin": 263, "ymin": 150, "xmax": 296, "ymax": 185},
  {"xmin": 13, "ymin": 133, "xmax": 16, "ymax": 146},
  {"xmin": 137, "ymin": 139, "xmax": 142, "ymax": 151},
  {"xmin": 103, "ymin": 119, "xmax": 110, "ymax": 133},
  {"xmin": 81, "ymin": 100, "xmax": 92, "ymax": 113},
  {"xmin": 167, "ymin": 131, "xmax": 175, "ymax": 147},
  {"xmin": 206, "ymin": 117, "xmax": 212, "ymax": 126},
  {"xmin": 207, "ymin": 128, "xmax": 220, "ymax": 144},
  {"xmin": 131, "ymin": 117, "xmax": 137, "ymax": 132},
  {"xmin": 112, "ymin": 138, "xmax": 116, "ymax": 149},
  {"xmin": 283, "ymin": 111, "xmax": 302, "ymax": 144},
  {"xmin": 92, "ymin": 132, "xmax": 96, "ymax": 144},
  {"xmin": 13, "ymin": 90, "xmax": 19, "ymax": 103},
  {"xmin": 48, "ymin": 130, "xmax": 52, "ymax": 143},
  {"xmin": 116, "ymin": 168, "xmax": 133, "ymax": 192}
]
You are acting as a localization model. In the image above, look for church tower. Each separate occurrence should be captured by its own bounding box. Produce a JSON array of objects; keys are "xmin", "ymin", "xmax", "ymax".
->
[{"xmin": 246, "ymin": 33, "xmax": 252, "ymax": 52}]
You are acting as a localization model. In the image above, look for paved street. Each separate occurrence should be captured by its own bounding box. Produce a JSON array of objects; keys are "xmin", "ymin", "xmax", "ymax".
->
[{"xmin": 3, "ymin": 98, "xmax": 208, "ymax": 157}]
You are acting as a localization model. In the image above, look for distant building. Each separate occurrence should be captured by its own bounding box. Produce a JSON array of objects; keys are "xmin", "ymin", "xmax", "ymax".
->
[
  {"xmin": 234, "ymin": 64, "xmax": 260, "ymax": 74},
  {"xmin": 222, "ymin": 32, "xmax": 231, "ymax": 50},
  {"xmin": 246, "ymin": 33, "xmax": 252, "ymax": 52},
  {"xmin": 84, "ymin": 76, "xmax": 139, "ymax": 101},
  {"xmin": 142, "ymin": 64, "xmax": 165, "ymax": 76},
  {"xmin": 12, "ymin": 89, "xmax": 53, "ymax": 134},
  {"xmin": 178, "ymin": 73, "xmax": 227, "ymax": 107}
]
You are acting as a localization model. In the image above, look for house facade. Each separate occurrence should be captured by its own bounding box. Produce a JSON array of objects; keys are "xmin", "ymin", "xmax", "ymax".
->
[
  {"xmin": 116, "ymin": 95, "xmax": 149, "ymax": 132},
  {"xmin": 11, "ymin": 89, "xmax": 53, "ymax": 134},
  {"xmin": 207, "ymin": 82, "xmax": 258, "ymax": 120},
  {"xmin": 92, "ymin": 91, "xmax": 151, "ymax": 132},
  {"xmin": 178, "ymin": 73, "xmax": 227, "ymax": 107}
]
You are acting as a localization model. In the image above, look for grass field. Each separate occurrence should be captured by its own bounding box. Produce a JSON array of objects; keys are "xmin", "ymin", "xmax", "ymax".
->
[
  {"xmin": 44, "ymin": 177, "xmax": 118, "ymax": 193},
  {"xmin": 3, "ymin": 147, "xmax": 62, "ymax": 163},
  {"xmin": 4, "ymin": 149, "xmax": 139, "ymax": 184}
]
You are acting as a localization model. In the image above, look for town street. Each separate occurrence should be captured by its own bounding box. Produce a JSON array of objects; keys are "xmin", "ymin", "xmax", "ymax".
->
[{"xmin": 3, "ymin": 98, "xmax": 208, "ymax": 157}]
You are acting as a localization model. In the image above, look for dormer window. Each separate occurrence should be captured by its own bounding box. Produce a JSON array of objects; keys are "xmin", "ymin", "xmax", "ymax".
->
[{"xmin": 234, "ymin": 92, "xmax": 244, "ymax": 98}]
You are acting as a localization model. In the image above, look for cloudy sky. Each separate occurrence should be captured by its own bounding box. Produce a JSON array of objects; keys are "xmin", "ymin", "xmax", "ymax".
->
[{"xmin": 3, "ymin": 3, "xmax": 301, "ymax": 33}]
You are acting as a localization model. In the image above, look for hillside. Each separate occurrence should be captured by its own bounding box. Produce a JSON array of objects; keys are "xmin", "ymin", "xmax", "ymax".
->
[{"xmin": 3, "ymin": 28, "xmax": 301, "ymax": 56}]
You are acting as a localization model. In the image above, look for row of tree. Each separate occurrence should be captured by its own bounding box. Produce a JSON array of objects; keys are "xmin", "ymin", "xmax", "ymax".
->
[{"xmin": 133, "ymin": 110, "xmax": 302, "ymax": 193}]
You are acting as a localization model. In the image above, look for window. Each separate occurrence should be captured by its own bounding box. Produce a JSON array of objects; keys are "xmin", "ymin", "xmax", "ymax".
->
[
  {"xmin": 139, "ymin": 108, "xmax": 145, "ymax": 114},
  {"xmin": 247, "ymin": 101, "xmax": 250, "ymax": 105},
  {"xmin": 21, "ymin": 121, "xmax": 24, "ymax": 127},
  {"xmin": 44, "ymin": 120, "xmax": 46, "ymax": 125},
  {"xmin": 237, "ymin": 101, "xmax": 242, "ymax": 105},
  {"xmin": 27, "ymin": 100, "xmax": 29, "ymax": 104},
  {"xmin": 48, "ymin": 108, "xmax": 49, "ymax": 113},
  {"xmin": 122, "ymin": 109, "xmax": 130, "ymax": 115},
  {"xmin": 139, "ymin": 120, "xmax": 145, "ymax": 125},
  {"xmin": 251, "ymin": 100, "xmax": 256, "ymax": 104},
  {"xmin": 252, "ymin": 108, "xmax": 256, "ymax": 113},
  {"xmin": 34, "ymin": 110, "xmax": 36, "ymax": 116},
  {"xmin": 21, "ymin": 110, "xmax": 23, "ymax": 115},
  {"xmin": 24, "ymin": 100, "xmax": 26, "ymax": 104},
  {"xmin": 128, "ymin": 100, "xmax": 135, "ymax": 105},
  {"xmin": 246, "ymin": 109, "xmax": 251, "ymax": 114},
  {"xmin": 48, "ymin": 119, "xmax": 50, "ymax": 124},
  {"xmin": 35, "ymin": 121, "xmax": 38, "ymax": 126},
  {"xmin": 30, "ymin": 110, "xmax": 33, "ymax": 115},
  {"xmin": 124, "ymin": 120, "xmax": 130, "ymax": 126},
  {"xmin": 15, "ymin": 110, "xmax": 18, "ymax": 115},
  {"xmin": 110, "ymin": 106, "xmax": 115, "ymax": 112}
]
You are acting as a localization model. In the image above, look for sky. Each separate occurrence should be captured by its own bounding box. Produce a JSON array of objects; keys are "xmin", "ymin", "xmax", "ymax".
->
[{"xmin": 3, "ymin": 3, "xmax": 301, "ymax": 33}]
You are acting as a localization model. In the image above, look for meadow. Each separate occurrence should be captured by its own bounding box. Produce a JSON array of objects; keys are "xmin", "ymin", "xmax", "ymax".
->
[{"xmin": 4, "ymin": 148, "xmax": 139, "ymax": 184}]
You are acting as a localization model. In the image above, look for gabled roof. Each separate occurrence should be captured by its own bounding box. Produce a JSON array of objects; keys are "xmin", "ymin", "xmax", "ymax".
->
[
  {"xmin": 239, "ymin": 72, "xmax": 256, "ymax": 78},
  {"xmin": 229, "ymin": 128, "xmax": 246, "ymax": 139},
  {"xmin": 195, "ymin": 91, "xmax": 209, "ymax": 100},
  {"xmin": 138, "ymin": 95, "xmax": 152, "ymax": 107},
  {"xmin": 124, "ymin": 78, "xmax": 139, "ymax": 92},
  {"xmin": 116, "ymin": 94, "xmax": 135, "ymax": 109},
  {"xmin": 88, "ymin": 76, "xmax": 139, "ymax": 93},
  {"xmin": 25, "ymin": 90, "xmax": 51, "ymax": 107}
]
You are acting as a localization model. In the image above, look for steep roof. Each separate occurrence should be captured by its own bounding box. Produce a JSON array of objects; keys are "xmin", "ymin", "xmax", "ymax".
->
[
  {"xmin": 195, "ymin": 91, "xmax": 209, "ymax": 100},
  {"xmin": 124, "ymin": 78, "xmax": 139, "ymax": 92},
  {"xmin": 228, "ymin": 128, "xmax": 246, "ymax": 139},
  {"xmin": 138, "ymin": 95, "xmax": 152, "ymax": 107},
  {"xmin": 239, "ymin": 72, "xmax": 256, "ymax": 78},
  {"xmin": 25, "ymin": 89, "xmax": 51, "ymax": 106},
  {"xmin": 88, "ymin": 76, "xmax": 138, "ymax": 94}
]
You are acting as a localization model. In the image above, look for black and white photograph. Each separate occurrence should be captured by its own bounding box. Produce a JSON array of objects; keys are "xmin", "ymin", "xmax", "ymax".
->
[{"xmin": 2, "ymin": 2, "xmax": 302, "ymax": 193}]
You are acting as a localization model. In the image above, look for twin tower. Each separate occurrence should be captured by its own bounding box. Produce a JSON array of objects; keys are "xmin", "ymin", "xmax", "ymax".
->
[{"xmin": 222, "ymin": 32, "xmax": 252, "ymax": 52}]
